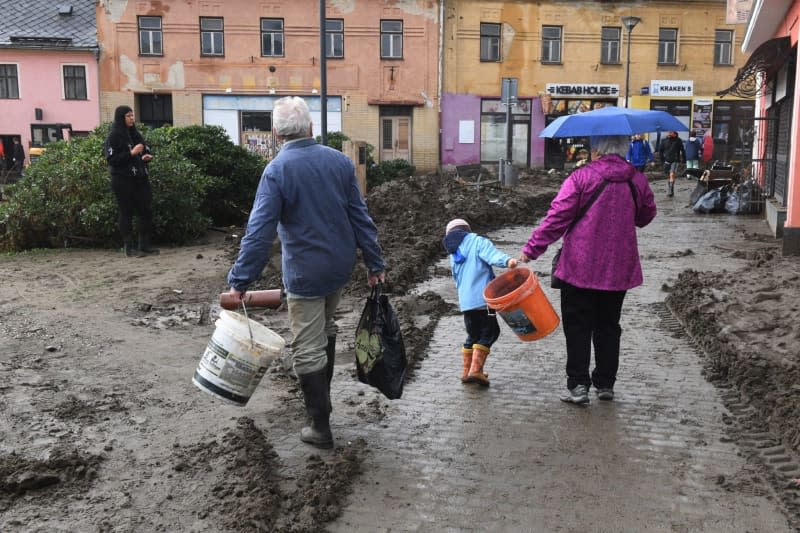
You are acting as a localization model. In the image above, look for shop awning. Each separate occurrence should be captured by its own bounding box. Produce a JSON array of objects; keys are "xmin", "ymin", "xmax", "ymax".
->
[{"xmin": 717, "ymin": 36, "xmax": 792, "ymax": 98}]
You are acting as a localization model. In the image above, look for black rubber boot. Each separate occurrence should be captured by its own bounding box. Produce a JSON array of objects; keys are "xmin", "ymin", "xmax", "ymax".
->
[
  {"xmin": 297, "ymin": 369, "xmax": 333, "ymax": 449},
  {"xmin": 325, "ymin": 336, "xmax": 336, "ymax": 413},
  {"xmin": 139, "ymin": 233, "xmax": 160, "ymax": 255},
  {"xmin": 667, "ymin": 181, "xmax": 675, "ymax": 197}
]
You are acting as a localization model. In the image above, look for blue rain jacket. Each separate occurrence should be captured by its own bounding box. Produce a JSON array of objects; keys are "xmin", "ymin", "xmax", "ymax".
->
[{"xmin": 443, "ymin": 230, "xmax": 511, "ymax": 312}]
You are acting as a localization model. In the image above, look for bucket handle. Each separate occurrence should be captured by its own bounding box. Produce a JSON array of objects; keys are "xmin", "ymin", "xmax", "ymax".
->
[
  {"xmin": 486, "ymin": 305, "xmax": 496, "ymax": 317},
  {"xmin": 239, "ymin": 299, "xmax": 256, "ymax": 349}
]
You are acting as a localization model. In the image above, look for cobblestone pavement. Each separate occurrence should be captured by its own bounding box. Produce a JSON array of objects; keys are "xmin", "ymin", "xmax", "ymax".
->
[{"xmin": 327, "ymin": 178, "xmax": 797, "ymax": 532}]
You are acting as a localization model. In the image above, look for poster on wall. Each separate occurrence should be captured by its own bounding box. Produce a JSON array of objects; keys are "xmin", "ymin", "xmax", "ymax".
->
[
  {"xmin": 727, "ymin": 0, "xmax": 753, "ymax": 24},
  {"xmin": 692, "ymin": 99, "xmax": 713, "ymax": 137}
]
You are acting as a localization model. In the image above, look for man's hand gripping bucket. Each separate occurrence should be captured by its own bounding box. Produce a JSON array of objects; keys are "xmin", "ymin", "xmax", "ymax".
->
[
  {"xmin": 483, "ymin": 268, "xmax": 560, "ymax": 341},
  {"xmin": 193, "ymin": 299, "xmax": 285, "ymax": 405}
]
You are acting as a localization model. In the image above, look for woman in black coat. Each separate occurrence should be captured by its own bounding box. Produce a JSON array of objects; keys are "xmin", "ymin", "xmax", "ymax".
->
[{"xmin": 105, "ymin": 105, "xmax": 158, "ymax": 257}]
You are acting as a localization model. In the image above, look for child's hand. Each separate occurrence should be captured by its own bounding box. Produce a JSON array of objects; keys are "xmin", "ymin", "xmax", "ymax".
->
[
  {"xmin": 507, "ymin": 258, "xmax": 518, "ymax": 269},
  {"xmin": 518, "ymin": 252, "xmax": 531, "ymax": 263}
]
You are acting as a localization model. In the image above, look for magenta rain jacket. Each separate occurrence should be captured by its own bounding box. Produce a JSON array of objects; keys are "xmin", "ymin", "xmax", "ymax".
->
[{"xmin": 522, "ymin": 153, "xmax": 657, "ymax": 291}]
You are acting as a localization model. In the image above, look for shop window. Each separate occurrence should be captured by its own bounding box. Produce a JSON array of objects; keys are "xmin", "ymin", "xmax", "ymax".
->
[
  {"xmin": 63, "ymin": 65, "xmax": 87, "ymax": 100},
  {"xmin": 200, "ymin": 17, "xmax": 224, "ymax": 56},
  {"xmin": 241, "ymin": 111, "xmax": 275, "ymax": 159},
  {"xmin": 658, "ymin": 28, "xmax": 677, "ymax": 65},
  {"xmin": 479, "ymin": 98, "xmax": 531, "ymax": 165},
  {"xmin": 261, "ymin": 19, "xmax": 284, "ymax": 57},
  {"xmin": 139, "ymin": 16, "xmax": 163, "ymax": 56},
  {"xmin": 480, "ymin": 23, "xmax": 501, "ymax": 62},
  {"xmin": 0, "ymin": 64, "xmax": 19, "ymax": 99},
  {"xmin": 601, "ymin": 27, "xmax": 620, "ymax": 64},
  {"xmin": 541, "ymin": 26, "xmax": 562, "ymax": 64},
  {"xmin": 325, "ymin": 19, "xmax": 344, "ymax": 58},
  {"xmin": 714, "ymin": 30, "xmax": 733, "ymax": 66},
  {"xmin": 380, "ymin": 20, "xmax": 403, "ymax": 59}
]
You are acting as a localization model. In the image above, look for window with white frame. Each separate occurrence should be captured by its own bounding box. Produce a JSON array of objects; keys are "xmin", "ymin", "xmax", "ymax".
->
[
  {"xmin": 63, "ymin": 65, "xmax": 87, "ymax": 100},
  {"xmin": 658, "ymin": 28, "xmax": 677, "ymax": 64},
  {"xmin": 380, "ymin": 20, "xmax": 403, "ymax": 59},
  {"xmin": 541, "ymin": 26, "xmax": 562, "ymax": 64},
  {"xmin": 261, "ymin": 18, "xmax": 284, "ymax": 57},
  {"xmin": 200, "ymin": 17, "xmax": 224, "ymax": 56},
  {"xmin": 325, "ymin": 19, "xmax": 344, "ymax": 58},
  {"xmin": 138, "ymin": 16, "xmax": 163, "ymax": 56},
  {"xmin": 480, "ymin": 23, "xmax": 501, "ymax": 62},
  {"xmin": 0, "ymin": 64, "xmax": 19, "ymax": 99},
  {"xmin": 714, "ymin": 29, "xmax": 733, "ymax": 65},
  {"xmin": 601, "ymin": 27, "xmax": 621, "ymax": 64}
]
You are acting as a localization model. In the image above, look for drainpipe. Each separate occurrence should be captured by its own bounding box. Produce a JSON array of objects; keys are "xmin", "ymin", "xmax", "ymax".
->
[
  {"xmin": 319, "ymin": 0, "xmax": 327, "ymax": 145},
  {"xmin": 438, "ymin": 0, "xmax": 444, "ymax": 171}
]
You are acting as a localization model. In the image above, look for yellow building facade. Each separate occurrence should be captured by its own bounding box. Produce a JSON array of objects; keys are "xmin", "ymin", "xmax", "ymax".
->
[{"xmin": 441, "ymin": 0, "xmax": 754, "ymax": 168}]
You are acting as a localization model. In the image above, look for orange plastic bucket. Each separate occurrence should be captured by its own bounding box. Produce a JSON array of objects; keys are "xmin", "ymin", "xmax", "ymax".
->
[{"xmin": 483, "ymin": 268, "xmax": 560, "ymax": 341}]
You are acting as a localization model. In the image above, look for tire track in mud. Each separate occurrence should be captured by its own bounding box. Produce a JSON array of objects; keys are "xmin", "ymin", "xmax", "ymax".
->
[{"xmin": 662, "ymin": 301, "xmax": 800, "ymax": 529}]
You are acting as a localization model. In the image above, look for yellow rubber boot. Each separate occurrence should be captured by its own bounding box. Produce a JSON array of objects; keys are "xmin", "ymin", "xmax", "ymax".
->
[
  {"xmin": 466, "ymin": 344, "xmax": 490, "ymax": 386},
  {"xmin": 461, "ymin": 348, "xmax": 472, "ymax": 383}
]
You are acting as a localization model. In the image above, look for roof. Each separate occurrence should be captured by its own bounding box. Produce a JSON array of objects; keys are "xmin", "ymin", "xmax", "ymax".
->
[{"xmin": 0, "ymin": 0, "xmax": 97, "ymax": 50}]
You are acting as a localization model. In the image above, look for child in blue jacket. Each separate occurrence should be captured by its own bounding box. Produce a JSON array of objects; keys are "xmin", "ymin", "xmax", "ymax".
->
[{"xmin": 442, "ymin": 218, "xmax": 517, "ymax": 386}]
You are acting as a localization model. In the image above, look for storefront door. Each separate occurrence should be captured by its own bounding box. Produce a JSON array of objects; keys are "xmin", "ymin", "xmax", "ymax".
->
[{"xmin": 380, "ymin": 116, "xmax": 411, "ymax": 162}]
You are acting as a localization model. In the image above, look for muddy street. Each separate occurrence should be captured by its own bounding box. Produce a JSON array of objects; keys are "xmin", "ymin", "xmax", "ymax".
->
[{"xmin": 1, "ymin": 172, "xmax": 799, "ymax": 531}]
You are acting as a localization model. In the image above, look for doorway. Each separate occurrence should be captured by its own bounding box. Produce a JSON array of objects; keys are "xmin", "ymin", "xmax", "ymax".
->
[{"xmin": 379, "ymin": 106, "xmax": 411, "ymax": 162}]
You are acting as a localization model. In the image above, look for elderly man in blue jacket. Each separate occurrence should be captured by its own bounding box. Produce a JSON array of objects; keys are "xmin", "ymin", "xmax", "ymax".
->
[{"xmin": 227, "ymin": 96, "xmax": 386, "ymax": 449}]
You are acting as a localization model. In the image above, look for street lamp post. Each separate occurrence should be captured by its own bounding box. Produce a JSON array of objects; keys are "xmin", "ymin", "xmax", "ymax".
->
[{"xmin": 621, "ymin": 16, "xmax": 641, "ymax": 109}]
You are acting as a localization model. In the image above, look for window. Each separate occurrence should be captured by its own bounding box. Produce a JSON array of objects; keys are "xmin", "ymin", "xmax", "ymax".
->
[
  {"xmin": 63, "ymin": 65, "xmax": 87, "ymax": 100},
  {"xmin": 380, "ymin": 20, "xmax": 403, "ymax": 59},
  {"xmin": 714, "ymin": 29, "xmax": 733, "ymax": 65},
  {"xmin": 479, "ymin": 99, "xmax": 532, "ymax": 165},
  {"xmin": 0, "ymin": 64, "xmax": 19, "ymax": 99},
  {"xmin": 601, "ymin": 27, "xmax": 621, "ymax": 64},
  {"xmin": 137, "ymin": 93, "xmax": 173, "ymax": 129},
  {"xmin": 200, "ymin": 17, "xmax": 224, "ymax": 56},
  {"xmin": 541, "ymin": 26, "xmax": 562, "ymax": 64},
  {"xmin": 658, "ymin": 28, "xmax": 677, "ymax": 64},
  {"xmin": 480, "ymin": 23, "xmax": 501, "ymax": 61},
  {"xmin": 261, "ymin": 18, "xmax": 284, "ymax": 57},
  {"xmin": 325, "ymin": 19, "xmax": 344, "ymax": 58},
  {"xmin": 138, "ymin": 16, "xmax": 163, "ymax": 56}
]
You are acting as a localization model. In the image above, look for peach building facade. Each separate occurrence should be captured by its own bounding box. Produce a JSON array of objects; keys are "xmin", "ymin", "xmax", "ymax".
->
[{"xmin": 97, "ymin": 0, "xmax": 440, "ymax": 171}]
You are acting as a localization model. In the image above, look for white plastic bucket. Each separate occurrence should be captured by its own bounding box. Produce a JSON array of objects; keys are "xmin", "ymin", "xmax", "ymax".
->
[{"xmin": 192, "ymin": 310, "xmax": 285, "ymax": 406}]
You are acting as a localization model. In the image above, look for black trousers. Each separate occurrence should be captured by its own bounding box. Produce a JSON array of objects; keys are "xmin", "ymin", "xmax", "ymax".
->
[
  {"xmin": 462, "ymin": 308, "xmax": 500, "ymax": 351},
  {"xmin": 110, "ymin": 174, "xmax": 153, "ymax": 239},
  {"xmin": 560, "ymin": 283, "xmax": 626, "ymax": 390}
]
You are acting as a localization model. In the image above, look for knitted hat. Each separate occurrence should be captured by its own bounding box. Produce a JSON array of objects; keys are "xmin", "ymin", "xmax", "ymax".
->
[{"xmin": 445, "ymin": 218, "xmax": 470, "ymax": 234}]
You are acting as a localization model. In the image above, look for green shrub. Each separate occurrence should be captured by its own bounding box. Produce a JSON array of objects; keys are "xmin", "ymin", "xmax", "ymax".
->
[
  {"xmin": 315, "ymin": 131, "xmax": 350, "ymax": 152},
  {"xmin": 147, "ymin": 125, "xmax": 265, "ymax": 226},
  {"xmin": 367, "ymin": 159, "xmax": 415, "ymax": 188},
  {"xmin": 0, "ymin": 127, "xmax": 212, "ymax": 252}
]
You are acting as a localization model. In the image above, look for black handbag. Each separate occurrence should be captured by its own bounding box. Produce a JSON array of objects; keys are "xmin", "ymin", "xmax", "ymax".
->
[{"xmin": 550, "ymin": 179, "xmax": 637, "ymax": 289}]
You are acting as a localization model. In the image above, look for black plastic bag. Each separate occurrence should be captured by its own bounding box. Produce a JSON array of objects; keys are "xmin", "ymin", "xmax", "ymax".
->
[
  {"xmin": 693, "ymin": 187, "xmax": 729, "ymax": 214},
  {"xmin": 724, "ymin": 191, "xmax": 740, "ymax": 214},
  {"xmin": 354, "ymin": 284, "xmax": 407, "ymax": 399}
]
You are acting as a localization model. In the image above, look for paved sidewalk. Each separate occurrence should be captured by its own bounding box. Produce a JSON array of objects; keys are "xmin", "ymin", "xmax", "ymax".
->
[{"xmin": 329, "ymin": 179, "xmax": 795, "ymax": 532}]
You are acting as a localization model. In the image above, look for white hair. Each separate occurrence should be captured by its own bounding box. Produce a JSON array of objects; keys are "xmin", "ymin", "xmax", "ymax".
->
[
  {"xmin": 272, "ymin": 96, "xmax": 312, "ymax": 139},
  {"xmin": 591, "ymin": 135, "xmax": 630, "ymax": 157}
]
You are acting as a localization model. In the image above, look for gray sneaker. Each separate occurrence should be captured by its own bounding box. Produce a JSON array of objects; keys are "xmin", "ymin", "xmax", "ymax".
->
[
  {"xmin": 596, "ymin": 388, "xmax": 615, "ymax": 401},
  {"xmin": 560, "ymin": 384, "xmax": 589, "ymax": 404}
]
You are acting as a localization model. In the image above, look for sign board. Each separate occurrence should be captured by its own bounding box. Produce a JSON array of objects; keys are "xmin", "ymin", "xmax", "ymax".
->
[
  {"xmin": 501, "ymin": 78, "xmax": 518, "ymax": 103},
  {"xmin": 727, "ymin": 0, "xmax": 753, "ymax": 24},
  {"xmin": 546, "ymin": 83, "xmax": 619, "ymax": 97},
  {"xmin": 650, "ymin": 80, "xmax": 694, "ymax": 97}
]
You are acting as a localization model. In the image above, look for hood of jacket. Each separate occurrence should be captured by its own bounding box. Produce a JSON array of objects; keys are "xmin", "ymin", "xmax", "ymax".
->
[
  {"xmin": 442, "ymin": 229, "xmax": 469, "ymax": 263},
  {"xmin": 587, "ymin": 153, "xmax": 636, "ymax": 183}
]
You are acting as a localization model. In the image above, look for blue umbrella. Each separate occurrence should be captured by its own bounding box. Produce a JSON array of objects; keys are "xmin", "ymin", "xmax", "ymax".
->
[{"xmin": 539, "ymin": 106, "xmax": 689, "ymax": 138}]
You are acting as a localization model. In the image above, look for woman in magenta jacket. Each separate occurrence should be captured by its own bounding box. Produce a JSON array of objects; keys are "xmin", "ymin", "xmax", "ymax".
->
[{"xmin": 519, "ymin": 135, "xmax": 657, "ymax": 405}]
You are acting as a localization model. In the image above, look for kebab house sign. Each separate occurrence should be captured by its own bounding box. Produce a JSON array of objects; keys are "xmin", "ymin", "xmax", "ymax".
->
[{"xmin": 546, "ymin": 83, "xmax": 620, "ymax": 97}]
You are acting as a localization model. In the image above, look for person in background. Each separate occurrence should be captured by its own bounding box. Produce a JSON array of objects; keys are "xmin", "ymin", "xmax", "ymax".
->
[
  {"xmin": 626, "ymin": 134, "xmax": 654, "ymax": 172},
  {"xmin": 702, "ymin": 130, "xmax": 715, "ymax": 168},
  {"xmin": 442, "ymin": 218, "xmax": 517, "ymax": 387},
  {"xmin": 684, "ymin": 130, "xmax": 703, "ymax": 174},
  {"xmin": 104, "ymin": 106, "xmax": 158, "ymax": 257},
  {"xmin": 227, "ymin": 96, "xmax": 386, "ymax": 450},
  {"xmin": 518, "ymin": 135, "xmax": 657, "ymax": 405},
  {"xmin": 658, "ymin": 131, "xmax": 685, "ymax": 197},
  {"xmin": 11, "ymin": 137, "xmax": 25, "ymax": 173}
]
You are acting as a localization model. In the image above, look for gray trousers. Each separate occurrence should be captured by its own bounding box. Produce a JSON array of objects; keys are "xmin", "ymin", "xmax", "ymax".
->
[{"xmin": 287, "ymin": 289, "xmax": 341, "ymax": 375}]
